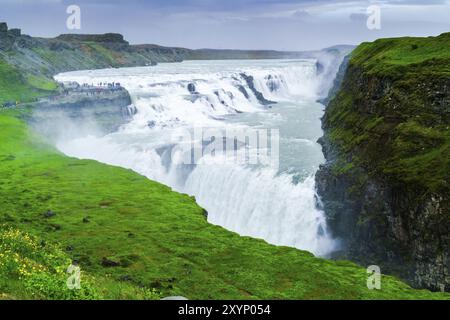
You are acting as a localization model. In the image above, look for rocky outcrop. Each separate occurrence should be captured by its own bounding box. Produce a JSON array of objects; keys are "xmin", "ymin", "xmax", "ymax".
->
[
  {"xmin": 240, "ymin": 73, "xmax": 276, "ymax": 105},
  {"xmin": 56, "ymin": 33, "xmax": 128, "ymax": 44},
  {"xmin": 28, "ymin": 86, "xmax": 135, "ymax": 141},
  {"xmin": 0, "ymin": 22, "xmax": 19, "ymax": 51},
  {"xmin": 9, "ymin": 29, "xmax": 21, "ymax": 37},
  {"xmin": 316, "ymin": 33, "xmax": 450, "ymax": 292}
]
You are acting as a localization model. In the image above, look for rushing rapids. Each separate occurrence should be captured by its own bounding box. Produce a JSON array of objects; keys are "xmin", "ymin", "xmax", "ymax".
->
[{"xmin": 54, "ymin": 58, "xmax": 342, "ymax": 256}]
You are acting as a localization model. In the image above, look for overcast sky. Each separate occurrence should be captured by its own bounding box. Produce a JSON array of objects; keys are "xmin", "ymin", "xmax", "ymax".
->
[{"xmin": 1, "ymin": 0, "xmax": 449, "ymax": 50}]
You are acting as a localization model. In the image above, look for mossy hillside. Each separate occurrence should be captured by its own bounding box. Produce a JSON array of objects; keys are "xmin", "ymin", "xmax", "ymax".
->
[
  {"xmin": 0, "ymin": 59, "xmax": 57, "ymax": 105},
  {"xmin": 0, "ymin": 110, "xmax": 448, "ymax": 300},
  {"xmin": 2, "ymin": 39, "xmax": 134, "ymax": 104},
  {"xmin": 29, "ymin": 42, "xmax": 129, "ymax": 73},
  {"xmin": 0, "ymin": 31, "xmax": 188, "ymax": 107},
  {"xmin": 325, "ymin": 32, "xmax": 450, "ymax": 194},
  {"xmin": 1, "ymin": 33, "xmax": 184, "ymax": 105},
  {"xmin": 3, "ymin": 34, "xmax": 187, "ymax": 81}
]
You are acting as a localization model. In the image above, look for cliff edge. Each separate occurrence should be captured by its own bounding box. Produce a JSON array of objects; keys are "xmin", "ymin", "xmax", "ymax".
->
[{"xmin": 316, "ymin": 32, "xmax": 450, "ymax": 292}]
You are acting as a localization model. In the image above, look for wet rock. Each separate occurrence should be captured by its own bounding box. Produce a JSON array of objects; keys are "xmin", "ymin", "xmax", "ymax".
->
[
  {"xmin": 240, "ymin": 73, "xmax": 276, "ymax": 106},
  {"xmin": 237, "ymin": 85, "xmax": 250, "ymax": 99},
  {"xmin": 187, "ymin": 83, "xmax": 198, "ymax": 94},
  {"xmin": 266, "ymin": 77, "xmax": 280, "ymax": 92},
  {"xmin": 316, "ymin": 61, "xmax": 325, "ymax": 74}
]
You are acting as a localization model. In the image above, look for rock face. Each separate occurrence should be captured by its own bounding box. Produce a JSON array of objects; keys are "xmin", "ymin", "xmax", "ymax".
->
[
  {"xmin": 240, "ymin": 73, "xmax": 276, "ymax": 105},
  {"xmin": 187, "ymin": 83, "xmax": 197, "ymax": 94},
  {"xmin": 316, "ymin": 33, "xmax": 450, "ymax": 292},
  {"xmin": 56, "ymin": 33, "xmax": 128, "ymax": 44},
  {"xmin": 0, "ymin": 22, "xmax": 12, "ymax": 50},
  {"xmin": 9, "ymin": 28, "xmax": 21, "ymax": 37},
  {"xmin": 28, "ymin": 87, "xmax": 135, "ymax": 141}
]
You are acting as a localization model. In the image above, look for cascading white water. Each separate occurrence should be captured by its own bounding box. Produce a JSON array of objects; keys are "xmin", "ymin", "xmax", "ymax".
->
[
  {"xmin": 54, "ymin": 59, "xmax": 338, "ymax": 256},
  {"xmin": 184, "ymin": 162, "xmax": 331, "ymax": 254}
]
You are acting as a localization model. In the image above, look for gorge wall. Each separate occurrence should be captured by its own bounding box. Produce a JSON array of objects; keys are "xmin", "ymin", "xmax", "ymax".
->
[{"xmin": 316, "ymin": 32, "xmax": 450, "ymax": 292}]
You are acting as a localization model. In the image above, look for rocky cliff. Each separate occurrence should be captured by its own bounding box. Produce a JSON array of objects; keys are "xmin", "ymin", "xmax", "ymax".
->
[
  {"xmin": 316, "ymin": 33, "xmax": 450, "ymax": 292},
  {"xmin": 28, "ymin": 86, "xmax": 135, "ymax": 141}
]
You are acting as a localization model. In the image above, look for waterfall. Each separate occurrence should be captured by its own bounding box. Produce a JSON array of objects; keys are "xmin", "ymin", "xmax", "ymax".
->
[{"xmin": 54, "ymin": 59, "xmax": 339, "ymax": 257}]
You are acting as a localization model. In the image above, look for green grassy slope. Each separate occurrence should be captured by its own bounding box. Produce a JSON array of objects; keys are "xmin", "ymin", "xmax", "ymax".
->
[
  {"xmin": 350, "ymin": 32, "xmax": 450, "ymax": 76},
  {"xmin": 2, "ymin": 33, "xmax": 187, "ymax": 79},
  {"xmin": 0, "ymin": 110, "xmax": 448, "ymax": 300},
  {"xmin": 0, "ymin": 59, "xmax": 57, "ymax": 105},
  {"xmin": 0, "ymin": 30, "xmax": 189, "ymax": 107}
]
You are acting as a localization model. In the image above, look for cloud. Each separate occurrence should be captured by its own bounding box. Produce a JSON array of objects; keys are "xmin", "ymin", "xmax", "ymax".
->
[
  {"xmin": 1, "ymin": 0, "xmax": 450, "ymax": 50},
  {"xmin": 0, "ymin": 0, "xmax": 61, "ymax": 3},
  {"xmin": 349, "ymin": 12, "xmax": 367, "ymax": 21},
  {"xmin": 386, "ymin": 0, "xmax": 447, "ymax": 4},
  {"xmin": 291, "ymin": 9, "xmax": 312, "ymax": 20}
]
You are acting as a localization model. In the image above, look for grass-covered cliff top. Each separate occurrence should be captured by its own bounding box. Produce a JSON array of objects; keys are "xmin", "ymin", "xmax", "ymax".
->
[
  {"xmin": 0, "ymin": 109, "xmax": 448, "ymax": 300},
  {"xmin": 0, "ymin": 59, "xmax": 57, "ymax": 105},
  {"xmin": 326, "ymin": 32, "xmax": 450, "ymax": 194},
  {"xmin": 350, "ymin": 32, "xmax": 450, "ymax": 77}
]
